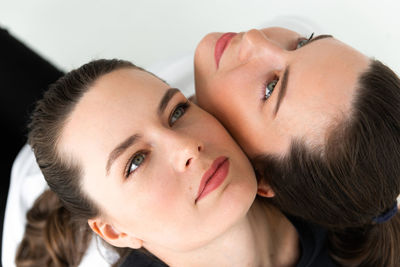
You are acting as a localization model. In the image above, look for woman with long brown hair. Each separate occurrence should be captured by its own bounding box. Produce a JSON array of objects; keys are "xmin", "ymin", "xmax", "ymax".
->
[{"xmin": 194, "ymin": 26, "xmax": 400, "ymax": 266}]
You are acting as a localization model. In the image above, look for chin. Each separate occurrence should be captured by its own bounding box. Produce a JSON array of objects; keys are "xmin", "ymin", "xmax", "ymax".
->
[{"xmin": 224, "ymin": 175, "xmax": 257, "ymax": 216}]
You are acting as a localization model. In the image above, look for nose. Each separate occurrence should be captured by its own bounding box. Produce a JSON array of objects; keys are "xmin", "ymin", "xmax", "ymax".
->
[
  {"xmin": 163, "ymin": 130, "xmax": 203, "ymax": 173},
  {"xmin": 239, "ymin": 29, "xmax": 286, "ymax": 69}
]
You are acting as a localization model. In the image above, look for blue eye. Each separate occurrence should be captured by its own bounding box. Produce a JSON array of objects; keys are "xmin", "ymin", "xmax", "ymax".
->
[
  {"xmin": 296, "ymin": 39, "xmax": 308, "ymax": 49},
  {"xmin": 264, "ymin": 79, "xmax": 278, "ymax": 100},
  {"xmin": 169, "ymin": 101, "xmax": 190, "ymax": 125},
  {"xmin": 296, "ymin": 32, "xmax": 314, "ymax": 49},
  {"xmin": 126, "ymin": 152, "xmax": 146, "ymax": 177}
]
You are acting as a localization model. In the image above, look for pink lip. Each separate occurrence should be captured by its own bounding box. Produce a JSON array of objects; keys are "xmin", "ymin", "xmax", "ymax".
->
[
  {"xmin": 214, "ymin": 32, "xmax": 237, "ymax": 68},
  {"xmin": 196, "ymin": 156, "xmax": 230, "ymax": 203}
]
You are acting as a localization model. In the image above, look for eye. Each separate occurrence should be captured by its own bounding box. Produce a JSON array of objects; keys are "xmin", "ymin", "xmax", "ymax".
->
[
  {"xmin": 169, "ymin": 101, "xmax": 190, "ymax": 126},
  {"xmin": 264, "ymin": 79, "xmax": 278, "ymax": 101},
  {"xmin": 296, "ymin": 32, "xmax": 314, "ymax": 49},
  {"xmin": 126, "ymin": 152, "xmax": 146, "ymax": 177},
  {"xmin": 296, "ymin": 39, "xmax": 308, "ymax": 49}
]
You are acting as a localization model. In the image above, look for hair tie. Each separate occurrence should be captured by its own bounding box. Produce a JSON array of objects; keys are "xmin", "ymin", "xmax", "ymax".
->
[{"xmin": 372, "ymin": 201, "xmax": 398, "ymax": 224}]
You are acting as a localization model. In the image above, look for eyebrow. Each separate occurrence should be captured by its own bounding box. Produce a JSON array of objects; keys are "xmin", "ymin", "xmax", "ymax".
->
[
  {"xmin": 302, "ymin": 34, "xmax": 333, "ymax": 47},
  {"xmin": 273, "ymin": 67, "xmax": 289, "ymax": 116},
  {"xmin": 106, "ymin": 134, "xmax": 141, "ymax": 175},
  {"xmin": 158, "ymin": 88, "xmax": 180, "ymax": 115},
  {"xmin": 106, "ymin": 87, "xmax": 180, "ymax": 175},
  {"xmin": 272, "ymin": 34, "xmax": 333, "ymax": 116}
]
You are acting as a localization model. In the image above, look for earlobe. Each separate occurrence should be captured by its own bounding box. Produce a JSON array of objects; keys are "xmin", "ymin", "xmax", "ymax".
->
[
  {"xmin": 88, "ymin": 219, "xmax": 143, "ymax": 249},
  {"xmin": 257, "ymin": 180, "xmax": 275, "ymax": 198}
]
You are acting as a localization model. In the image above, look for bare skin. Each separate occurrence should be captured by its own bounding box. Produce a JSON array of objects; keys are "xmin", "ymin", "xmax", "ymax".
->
[
  {"xmin": 58, "ymin": 68, "xmax": 299, "ymax": 266},
  {"xmin": 194, "ymin": 27, "xmax": 369, "ymax": 158}
]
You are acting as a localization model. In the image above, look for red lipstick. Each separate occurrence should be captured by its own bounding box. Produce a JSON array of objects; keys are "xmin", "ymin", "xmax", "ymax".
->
[
  {"xmin": 196, "ymin": 156, "xmax": 230, "ymax": 203},
  {"xmin": 214, "ymin": 32, "xmax": 236, "ymax": 68}
]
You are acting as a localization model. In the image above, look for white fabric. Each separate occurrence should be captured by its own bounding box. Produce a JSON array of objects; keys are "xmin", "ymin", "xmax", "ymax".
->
[
  {"xmin": 2, "ymin": 17, "xmax": 319, "ymax": 267},
  {"xmin": 2, "ymin": 144, "xmax": 48, "ymax": 267}
]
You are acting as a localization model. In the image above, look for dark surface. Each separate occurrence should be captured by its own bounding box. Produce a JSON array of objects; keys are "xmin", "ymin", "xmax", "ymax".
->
[{"xmin": 0, "ymin": 26, "xmax": 64, "ymax": 262}]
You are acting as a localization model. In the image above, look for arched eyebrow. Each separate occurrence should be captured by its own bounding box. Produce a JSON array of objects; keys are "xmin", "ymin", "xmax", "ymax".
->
[
  {"xmin": 158, "ymin": 88, "xmax": 180, "ymax": 115},
  {"xmin": 106, "ymin": 87, "xmax": 180, "ymax": 175},
  {"xmin": 106, "ymin": 134, "xmax": 141, "ymax": 175}
]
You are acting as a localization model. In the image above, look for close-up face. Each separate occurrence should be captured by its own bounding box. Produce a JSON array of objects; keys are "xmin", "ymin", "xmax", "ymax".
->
[
  {"xmin": 194, "ymin": 27, "xmax": 370, "ymax": 157},
  {"xmin": 58, "ymin": 68, "xmax": 257, "ymax": 251}
]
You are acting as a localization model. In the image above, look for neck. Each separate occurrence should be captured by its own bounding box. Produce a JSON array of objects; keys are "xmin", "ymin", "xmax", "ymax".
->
[
  {"xmin": 148, "ymin": 198, "xmax": 299, "ymax": 267},
  {"xmin": 248, "ymin": 199, "xmax": 300, "ymax": 267}
]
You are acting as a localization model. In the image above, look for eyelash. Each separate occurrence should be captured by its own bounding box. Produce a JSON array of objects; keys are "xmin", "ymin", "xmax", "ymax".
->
[
  {"xmin": 124, "ymin": 100, "xmax": 191, "ymax": 177},
  {"xmin": 168, "ymin": 100, "xmax": 190, "ymax": 126},
  {"xmin": 260, "ymin": 33, "xmax": 315, "ymax": 101},
  {"xmin": 124, "ymin": 151, "xmax": 147, "ymax": 178},
  {"xmin": 296, "ymin": 32, "xmax": 314, "ymax": 49}
]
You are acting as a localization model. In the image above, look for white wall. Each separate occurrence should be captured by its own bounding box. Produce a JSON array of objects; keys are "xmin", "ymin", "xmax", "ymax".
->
[{"xmin": 1, "ymin": 0, "xmax": 399, "ymax": 73}]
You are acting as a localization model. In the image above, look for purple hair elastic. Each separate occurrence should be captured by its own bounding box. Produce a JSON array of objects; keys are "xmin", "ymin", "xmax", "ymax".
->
[{"xmin": 372, "ymin": 201, "xmax": 398, "ymax": 224}]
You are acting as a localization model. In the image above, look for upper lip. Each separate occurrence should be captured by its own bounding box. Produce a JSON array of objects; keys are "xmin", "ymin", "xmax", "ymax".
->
[
  {"xmin": 214, "ymin": 32, "xmax": 237, "ymax": 68},
  {"xmin": 196, "ymin": 156, "xmax": 228, "ymax": 201}
]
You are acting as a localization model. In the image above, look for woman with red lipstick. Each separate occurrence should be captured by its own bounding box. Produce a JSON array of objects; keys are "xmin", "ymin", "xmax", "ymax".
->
[
  {"xmin": 194, "ymin": 27, "xmax": 400, "ymax": 266},
  {"xmin": 16, "ymin": 58, "xmax": 337, "ymax": 267}
]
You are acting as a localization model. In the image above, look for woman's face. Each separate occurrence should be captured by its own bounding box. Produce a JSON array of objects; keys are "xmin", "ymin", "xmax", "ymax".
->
[
  {"xmin": 194, "ymin": 27, "xmax": 370, "ymax": 157},
  {"xmin": 58, "ymin": 68, "xmax": 257, "ymax": 251}
]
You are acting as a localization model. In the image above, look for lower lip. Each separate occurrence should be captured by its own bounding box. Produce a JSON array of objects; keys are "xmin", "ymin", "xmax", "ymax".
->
[
  {"xmin": 196, "ymin": 158, "xmax": 230, "ymax": 202},
  {"xmin": 214, "ymin": 32, "xmax": 236, "ymax": 68}
]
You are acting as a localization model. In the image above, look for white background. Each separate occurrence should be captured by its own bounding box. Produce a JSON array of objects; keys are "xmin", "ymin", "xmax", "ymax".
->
[{"xmin": 1, "ymin": 0, "xmax": 399, "ymax": 74}]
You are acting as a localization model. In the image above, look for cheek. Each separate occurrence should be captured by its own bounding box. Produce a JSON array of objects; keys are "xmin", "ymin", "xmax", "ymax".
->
[
  {"xmin": 207, "ymin": 80, "xmax": 246, "ymax": 118},
  {"xmin": 195, "ymin": 109, "xmax": 239, "ymax": 150},
  {"xmin": 139, "ymin": 167, "xmax": 182, "ymax": 205},
  {"xmin": 115, "ymin": 170, "xmax": 184, "ymax": 229}
]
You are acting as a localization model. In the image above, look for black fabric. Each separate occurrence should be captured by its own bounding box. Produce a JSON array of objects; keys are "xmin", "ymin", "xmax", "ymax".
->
[
  {"xmin": 120, "ymin": 215, "xmax": 337, "ymax": 267},
  {"xmin": 0, "ymin": 26, "xmax": 64, "ymax": 262},
  {"xmin": 287, "ymin": 215, "xmax": 337, "ymax": 267},
  {"xmin": 119, "ymin": 250, "xmax": 167, "ymax": 267}
]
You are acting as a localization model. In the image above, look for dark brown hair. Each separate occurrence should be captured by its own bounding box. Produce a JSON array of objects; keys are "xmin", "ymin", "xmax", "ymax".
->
[
  {"xmin": 16, "ymin": 59, "xmax": 144, "ymax": 267},
  {"xmin": 254, "ymin": 59, "xmax": 400, "ymax": 266}
]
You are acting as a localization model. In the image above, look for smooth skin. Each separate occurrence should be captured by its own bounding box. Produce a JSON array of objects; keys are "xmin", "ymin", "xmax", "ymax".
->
[
  {"xmin": 58, "ymin": 68, "xmax": 299, "ymax": 266},
  {"xmin": 194, "ymin": 27, "xmax": 369, "ymax": 159}
]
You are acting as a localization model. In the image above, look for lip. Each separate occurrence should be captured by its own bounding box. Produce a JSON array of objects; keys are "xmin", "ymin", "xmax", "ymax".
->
[
  {"xmin": 196, "ymin": 156, "xmax": 230, "ymax": 203},
  {"xmin": 214, "ymin": 32, "xmax": 237, "ymax": 68}
]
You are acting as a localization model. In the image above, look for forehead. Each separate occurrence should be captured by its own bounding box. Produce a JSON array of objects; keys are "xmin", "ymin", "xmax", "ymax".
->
[
  {"xmin": 293, "ymin": 37, "xmax": 368, "ymax": 77},
  {"xmin": 272, "ymin": 40, "xmax": 369, "ymax": 150},
  {"xmin": 88, "ymin": 68, "xmax": 167, "ymax": 106},
  {"xmin": 58, "ymin": 68, "xmax": 168, "ymax": 164},
  {"xmin": 285, "ymin": 38, "xmax": 370, "ymax": 113}
]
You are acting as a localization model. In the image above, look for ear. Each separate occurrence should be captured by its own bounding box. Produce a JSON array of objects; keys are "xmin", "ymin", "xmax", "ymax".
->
[
  {"xmin": 257, "ymin": 179, "xmax": 275, "ymax": 198},
  {"xmin": 88, "ymin": 218, "xmax": 143, "ymax": 249}
]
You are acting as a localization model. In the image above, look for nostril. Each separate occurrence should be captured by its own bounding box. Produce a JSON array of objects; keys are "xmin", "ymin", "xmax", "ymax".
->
[
  {"xmin": 186, "ymin": 158, "xmax": 192, "ymax": 166},
  {"xmin": 198, "ymin": 145, "xmax": 202, "ymax": 152}
]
